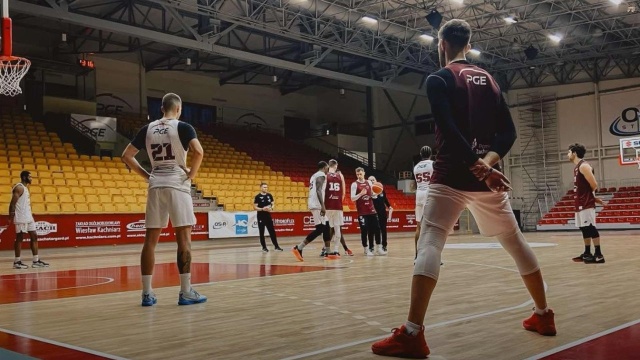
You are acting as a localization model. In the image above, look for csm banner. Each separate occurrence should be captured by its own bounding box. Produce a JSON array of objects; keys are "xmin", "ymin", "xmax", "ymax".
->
[
  {"xmin": 208, "ymin": 211, "xmax": 259, "ymax": 238},
  {"xmin": 71, "ymin": 114, "xmax": 118, "ymax": 142},
  {"xmin": 600, "ymin": 89, "xmax": 640, "ymax": 146}
]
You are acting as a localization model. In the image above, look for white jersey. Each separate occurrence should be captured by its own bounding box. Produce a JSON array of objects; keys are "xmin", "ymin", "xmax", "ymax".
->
[
  {"xmin": 12, "ymin": 183, "xmax": 34, "ymax": 224},
  {"xmin": 413, "ymin": 160, "xmax": 434, "ymax": 192},
  {"xmin": 308, "ymin": 171, "xmax": 327, "ymax": 210},
  {"xmin": 145, "ymin": 119, "xmax": 191, "ymax": 193}
]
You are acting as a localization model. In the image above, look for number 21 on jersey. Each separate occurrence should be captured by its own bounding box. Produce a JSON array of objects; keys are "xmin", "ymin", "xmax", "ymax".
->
[{"xmin": 150, "ymin": 143, "xmax": 175, "ymax": 161}]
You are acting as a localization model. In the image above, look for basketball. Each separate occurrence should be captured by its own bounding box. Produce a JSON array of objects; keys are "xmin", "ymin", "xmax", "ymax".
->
[{"xmin": 372, "ymin": 182, "xmax": 384, "ymax": 195}]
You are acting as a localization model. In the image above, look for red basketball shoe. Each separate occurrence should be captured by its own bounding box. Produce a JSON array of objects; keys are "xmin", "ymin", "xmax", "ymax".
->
[
  {"xmin": 523, "ymin": 309, "xmax": 557, "ymax": 336},
  {"xmin": 371, "ymin": 325, "xmax": 430, "ymax": 358}
]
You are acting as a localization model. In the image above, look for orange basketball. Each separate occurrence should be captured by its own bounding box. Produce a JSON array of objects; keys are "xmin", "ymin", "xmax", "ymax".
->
[{"xmin": 372, "ymin": 182, "xmax": 384, "ymax": 195}]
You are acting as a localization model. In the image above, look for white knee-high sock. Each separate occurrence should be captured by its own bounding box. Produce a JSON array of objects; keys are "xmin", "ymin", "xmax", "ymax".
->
[{"xmin": 333, "ymin": 226, "xmax": 341, "ymax": 252}]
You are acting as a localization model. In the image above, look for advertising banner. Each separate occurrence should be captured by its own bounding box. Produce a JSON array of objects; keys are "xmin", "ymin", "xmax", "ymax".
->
[
  {"xmin": 600, "ymin": 89, "xmax": 640, "ymax": 146},
  {"xmin": 70, "ymin": 114, "xmax": 118, "ymax": 142},
  {"xmin": 208, "ymin": 211, "xmax": 259, "ymax": 238},
  {"xmin": 0, "ymin": 213, "xmax": 209, "ymax": 250}
]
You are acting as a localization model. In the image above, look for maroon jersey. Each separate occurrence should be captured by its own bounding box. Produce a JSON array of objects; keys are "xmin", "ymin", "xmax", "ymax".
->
[
  {"xmin": 353, "ymin": 181, "xmax": 376, "ymax": 215},
  {"xmin": 574, "ymin": 160, "xmax": 595, "ymax": 211},
  {"xmin": 324, "ymin": 172, "xmax": 343, "ymax": 210},
  {"xmin": 428, "ymin": 61, "xmax": 513, "ymax": 192}
]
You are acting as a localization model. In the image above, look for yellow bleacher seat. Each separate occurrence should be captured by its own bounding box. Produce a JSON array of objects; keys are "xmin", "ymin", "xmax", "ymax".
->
[
  {"xmin": 96, "ymin": 187, "xmax": 109, "ymax": 195},
  {"xmin": 89, "ymin": 204, "xmax": 103, "ymax": 212},
  {"xmin": 32, "ymin": 204, "xmax": 45, "ymax": 213},
  {"xmin": 88, "ymin": 173, "xmax": 101, "ymax": 180},
  {"xmin": 121, "ymin": 188, "xmax": 133, "ymax": 196},
  {"xmin": 70, "ymin": 186, "xmax": 83, "ymax": 194},
  {"xmin": 76, "ymin": 203, "xmax": 89, "ymax": 213},
  {"xmin": 73, "ymin": 194, "xmax": 86, "ymax": 203},
  {"xmin": 99, "ymin": 194, "xmax": 111, "ymax": 203},
  {"xmin": 93, "ymin": 180, "xmax": 105, "ymax": 188},
  {"xmin": 101, "ymin": 174, "xmax": 113, "ymax": 181},
  {"xmin": 60, "ymin": 194, "xmax": 73, "ymax": 203},
  {"xmin": 68, "ymin": 154, "xmax": 79, "ymax": 160},
  {"xmin": 83, "ymin": 161, "xmax": 94, "ymax": 167},
  {"xmin": 59, "ymin": 159, "xmax": 71, "ymax": 166},
  {"xmin": 113, "ymin": 196, "xmax": 126, "ymax": 204},
  {"xmin": 46, "ymin": 204, "xmax": 61, "ymax": 213},
  {"xmin": 53, "ymin": 179, "xmax": 65, "ymax": 186},
  {"xmin": 103, "ymin": 204, "xmax": 116, "ymax": 213},
  {"xmin": 44, "ymin": 194, "xmax": 58, "ymax": 203},
  {"xmin": 39, "ymin": 178, "xmax": 53, "ymax": 186},
  {"xmin": 86, "ymin": 167, "xmax": 97, "ymax": 173},
  {"xmin": 116, "ymin": 204, "xmax": 130, "ymax": 212}
]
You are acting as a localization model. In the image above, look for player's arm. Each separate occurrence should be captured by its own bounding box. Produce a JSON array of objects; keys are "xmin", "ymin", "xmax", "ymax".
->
[
  {"xmin": 8, "ymin": 186, "xmax": 23, "ymax": 224},
  {"xmin": 122, "ymin": 125, "xmax": 150, "ymax": 181},
  {"xmin": 315, "ymin": 177, "xmax": 326, "ymax": 211},
  {"xmin": 483, "ymin": 93, "xmax": 517, "ymax": 167},
  {"xmin": 340, "ymin": 173, "xmax": 346, "ymax": 201},
  {"xmin": 253, "ymin": 195, "xmax": 262, "ymax": 211},
  {"xmin": 122, "ymin": 145, "xmax": 149, "ymax": 181},
  {"xmin": 580, "ymin": 163, "xmax": 598, "ymax": 191},
  {"xmin": 351, "ymin": 182, "xmax": 364, "ymax": 201},
  {"xmin": 426, "ymin": 72, "xmax": 479, "ymax": 166},
  {"xmin": 179, "ymin": 123, "xmax": 203, "ymax": 180},
  {"xmin": 269, "ymin": 195, "xmax": 274, "ymax": 210},
  {"xmin": 383, "ymin": 192, "xmax": 391, "ymax": 209}
]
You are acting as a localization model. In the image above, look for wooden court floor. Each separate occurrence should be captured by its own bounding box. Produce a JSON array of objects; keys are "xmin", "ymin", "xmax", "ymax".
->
[{"xmin": 0, "ymin": 230, "xmax": 639, "ymax": 360}]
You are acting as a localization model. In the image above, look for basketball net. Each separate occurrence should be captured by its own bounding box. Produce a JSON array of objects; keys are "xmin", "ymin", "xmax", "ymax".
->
[{"xmin": 0, "ymin": 0, "xmax": 30, "ymax": 97}]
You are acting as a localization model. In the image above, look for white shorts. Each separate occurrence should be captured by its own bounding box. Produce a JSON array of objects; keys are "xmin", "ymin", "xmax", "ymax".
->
[
  {"xmin": 326, "ymin": 210, "xmax": 344, "ymax": 227},
  {"xmin": 146, "ymin": 188, "xmax": 196, "ymax": 229},
  {"xmin": 15, "ymin": 222, "xmax": 36, "ymax": 234},
  {"xmin": 415, "ymin": 190, "xmax": 429, "ymax": 221},
  {"xmin": 422, "ymin": 184, "xmax": 518, "ymax": 237},
  {"xmin": 309, "ymin": 209, "xmax": 327, "ymax": 226},
  {"xmin": 575, "ymin": 208, "xmax": 596, "ymax": 228}
]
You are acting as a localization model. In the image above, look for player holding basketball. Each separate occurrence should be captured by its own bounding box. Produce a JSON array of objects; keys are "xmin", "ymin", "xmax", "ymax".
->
[
  {"xmin": 8, "ymin": 170, "xmax": 49, "ymax": 269},
  {"xmin": 292, "ymin": 161, "xmax": 334, "ymax": 261},
  {"xmin": 413, "ymin": 146, "xmax": 434, "ymax": 257},
  {"xmin": 122, "ymin": 92, "xmax": 207, "ymax": 307},
  {"xmin": 372, "ymin": 19, "xmax": 555, "ymax": 358},
  {"xmin": 568, "ymin": 143, "xmax": 605, "ymax": 263},
  {"xmin": 351, "ymin": 168, "xmax": 386, "ymax": 256}
]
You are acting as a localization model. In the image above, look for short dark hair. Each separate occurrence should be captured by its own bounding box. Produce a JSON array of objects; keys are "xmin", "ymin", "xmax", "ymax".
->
[
  {"xmin": 355, "ymin": 167, "xmax": 365, "ymax": 173},
  {"xmin": 317, "ymin": 161, "xmax": 328, "ymax": 170},
  {"xmin": 20, "ymin": 170, "xmax": 30, "ymax": 180},
  {"xmin": 329, "ymin": 159, "xmax": 338, "ymax": 167},
  {"xmin": 162, "ymin": 93, "xmax": 182, "ymax": 114},
  {"xmin": 420, "ymin": 146, "xmax": 432, "ymax": 160},
  {"xmin": 438, "ymin": 19, "xmax": 472, "ymax": 54},
  {"xmin": 568, "ymin": 143, "xmax": 586, "ymax": 158},
  {"xmin": 260, "ymin": 182, "xmax": 267, "ymax": 187}
]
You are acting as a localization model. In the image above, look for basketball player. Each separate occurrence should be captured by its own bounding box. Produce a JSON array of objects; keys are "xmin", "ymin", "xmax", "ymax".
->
[
  {"xmin": 8, "ymin": 171, "xmax": 49, "ymax": 269},
  {"xmin": 324, "ymin": 159, "xmax": 346, "ymax": 255},
  {"xmin": 351, "ymin": 168, "xmax": 385, "ymax": 256},
  {"xmin": 254, "ymin": 182, "xmax": 283, "ymax": 252},
  {"xmin": 369, "ymin": 176, "xmax": 392, "ymax": 252},
  {"xmin": 372, "ymin": 20, "xmax": 555, "ymax": 358},
  {"xmin": 122, "ymin": 92, "xmax": 207, "ymax": 307},
  {"xmin": 568, "ymin": 143, "xmax": 605, "ymax": 263},
  {"xmin": 413, "ymin": 146, "xmax": 434, "ymax": 257},
  {"xmin": 291, "ymin": 161, "xmax": 334, "ymax": 261}
]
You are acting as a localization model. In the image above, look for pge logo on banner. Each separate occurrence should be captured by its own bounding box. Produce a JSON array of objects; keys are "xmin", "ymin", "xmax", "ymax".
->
[
  {"xmin": 35, "ymin": 221, "xmax": 57, "ymax": 236},
  {"xmin": 234, "ymin": 214, "xmax": 248, "ymax": 235},
  {"xmin": 127, "ymin": 220, "xmax": 146, "ymax": 232}
]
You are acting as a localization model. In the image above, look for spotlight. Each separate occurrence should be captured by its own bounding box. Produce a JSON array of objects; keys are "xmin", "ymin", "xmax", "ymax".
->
[
  {"xmin": 61, "ymin": 33, "xmax": 67, "ymax": 42},
  {"xmin": 468, "ymin": 49, "xmax": 481, "ymax": 56},
  {"xmin": 548, "ymin": 34, "xmax": 562, "ymax": 43},
  {"xmin": 504, "ymin": 17, "xmax": 518, "ymax": 24},
  {"xmin": 419, "ymin": 34, "xmax": 434, "ymax": 41},
  {"xmin": 360, "ymin": 16, "xmax": 378, "ymax": 24},
  {"xmin": 186, "ymin": 58, "xmax": 192, "ymax": 66},
  {"xmin": 425, "ymin": 10, "xmax": 442, "ymax": 29},
  {"xmin": 272, "ymin": 75, "xmax": 278, "ymax": 82},
  {"xmin": 524, "ymin": 45, "xmax": 538, "ymax": 60},
  {"xmin": 339, "ymin": 88, "xmax": 345, "ymax": 95}
]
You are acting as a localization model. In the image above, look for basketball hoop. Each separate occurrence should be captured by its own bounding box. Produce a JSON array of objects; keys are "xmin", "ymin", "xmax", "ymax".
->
[{"xmin": 0, "ymin": 0, "xmax": 30, "ymax": 96}]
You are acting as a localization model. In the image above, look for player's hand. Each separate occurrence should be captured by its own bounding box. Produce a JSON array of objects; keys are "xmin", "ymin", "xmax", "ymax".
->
[
  {"xmin": 7, "ymin": 216, "xmax": 13, "ymax": 225},
  {"xmin": 320, "ymin": 208, "xmax": 326, "ymax": 216},
  {"xmin": 483, "ymin": 168, "xmax": 512, "ymax": 192},
  {"xmin": 470, "ymin": 158, "xmax": 492, "ymax": 180},
  {"xmin": 359, "ymin": 188, "xmax": 367, "ymax": 196},
  {"xmin": 595, "ymin": 197, "xmax": 605, "ymax": 206}
]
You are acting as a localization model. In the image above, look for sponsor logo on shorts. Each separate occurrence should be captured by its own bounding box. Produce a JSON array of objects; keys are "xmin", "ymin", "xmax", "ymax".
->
[
  {"xmin": 35, "ymin": 221, "xmax": 58, "ymax": 236},
  {"xmin": 126, "ymin": 220, "xmax": 146, "ymax": 232},
  {"xmin": 234, "ymin": 214, "xmax": 248, "ymax": 235}
]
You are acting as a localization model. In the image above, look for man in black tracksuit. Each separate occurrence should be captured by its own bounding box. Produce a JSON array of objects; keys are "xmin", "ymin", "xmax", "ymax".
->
[
  {"xmin": 369, "ymin": 176, "xmax": 392, "ymax": 252},
  {"xmin": 254, "ymin": 183, "xmax": 283, "ymax": 252}
]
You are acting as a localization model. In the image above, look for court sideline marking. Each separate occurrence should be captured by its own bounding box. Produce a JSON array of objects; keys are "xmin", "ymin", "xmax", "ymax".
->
[
  {"xmin": 523, "ymin": 318, "xmax": 640, "ymax": 360},
  {"xmin": 280, "ymin": 261, "xmax": 545, "ymax": 360}
]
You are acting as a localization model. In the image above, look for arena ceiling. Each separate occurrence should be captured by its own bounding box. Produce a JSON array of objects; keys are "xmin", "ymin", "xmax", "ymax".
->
[{"xmin": 11, "ymin": 0, "xmax": 640, "ymax": 95}]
